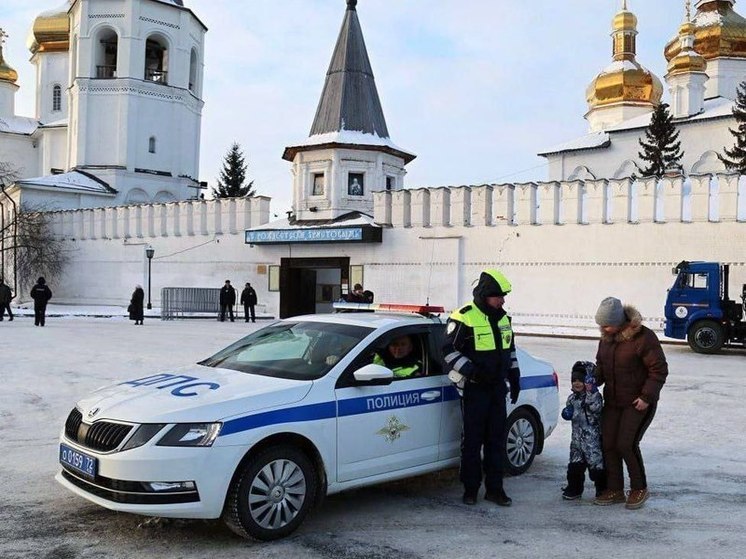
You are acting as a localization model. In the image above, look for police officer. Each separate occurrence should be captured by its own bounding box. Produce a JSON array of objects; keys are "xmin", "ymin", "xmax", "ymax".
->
[{"xmin": 443, "ymin": 269, "xmax": 521, "ymax": 506}]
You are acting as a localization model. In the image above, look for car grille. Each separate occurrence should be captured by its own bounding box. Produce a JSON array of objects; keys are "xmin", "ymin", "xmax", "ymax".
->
[{"xmin": 64, "ymin": 408, "xmax": 134, "ymax": 452}]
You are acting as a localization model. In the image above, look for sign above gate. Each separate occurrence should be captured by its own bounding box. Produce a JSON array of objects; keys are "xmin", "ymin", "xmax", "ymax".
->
[{"xmin": 245, "ymin": 226, "xmax": 382, "ymax": 244}]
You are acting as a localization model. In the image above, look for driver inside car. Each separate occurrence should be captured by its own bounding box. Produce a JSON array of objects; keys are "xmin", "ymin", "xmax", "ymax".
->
[{"xmin": 373, "ymin": 335, "xmax": 423, "ymax": 378}]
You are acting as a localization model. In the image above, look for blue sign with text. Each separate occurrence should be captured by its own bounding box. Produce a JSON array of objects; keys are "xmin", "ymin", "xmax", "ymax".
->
[{"xmin": 245, "ymin": 228, "xmax": 364, "ymax": 244}]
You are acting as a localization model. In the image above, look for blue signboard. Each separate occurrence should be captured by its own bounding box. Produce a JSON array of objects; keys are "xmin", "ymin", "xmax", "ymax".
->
[{"xmin": 245, "ymin": 227, "xmax": 367, "ymax": 244}]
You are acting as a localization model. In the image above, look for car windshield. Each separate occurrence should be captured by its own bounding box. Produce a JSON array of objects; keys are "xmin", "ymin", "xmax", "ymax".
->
[{"xmin": 198, "ymin": 321, "xmax": 373, "ymax": 380}]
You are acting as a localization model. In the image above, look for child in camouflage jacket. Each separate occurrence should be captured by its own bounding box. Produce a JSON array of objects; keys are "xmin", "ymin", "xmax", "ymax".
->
[{"xmin": 561, "ymin": 361, "xmax": 606, "ymax": 500}]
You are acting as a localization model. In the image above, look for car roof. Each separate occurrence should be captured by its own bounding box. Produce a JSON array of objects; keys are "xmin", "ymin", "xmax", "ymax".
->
[{"xmin": 283, "ymin": 312, "xmax": 444, "ymax": 330}]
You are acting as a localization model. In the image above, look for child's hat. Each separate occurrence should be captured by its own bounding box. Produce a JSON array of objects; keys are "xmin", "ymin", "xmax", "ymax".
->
[{"xmin": 571, "ymin": 361, "xmax": 596, "ymax": 383}]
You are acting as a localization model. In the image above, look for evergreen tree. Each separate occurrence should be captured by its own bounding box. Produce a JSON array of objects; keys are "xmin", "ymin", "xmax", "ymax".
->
[
  {"xmin": 211, "ymin": 142, "xmax": 255, "ymax": 198},
  {"xmin": 637, "ymin": 102, "xmax": 684, "ymax": 178},
  {"xmin": 719, "ymin": 80, "xmax": 746, "ymax": 173}
]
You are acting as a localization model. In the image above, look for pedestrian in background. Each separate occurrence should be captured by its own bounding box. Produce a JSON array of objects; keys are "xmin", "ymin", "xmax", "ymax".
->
[
  {"xmin": 30, "ymin": 276, "xmax": 52, "ymax": 327},
  {"xmin": 219, "ymin": 279, "xmax": 236, "ymax": 322},
  {"xmin": 129, "ymin": 285, "xmax": 145, "ymax": 325},
  {"xmin": 240, "ymin": 282, "xmax": 258, "ymax": 323},
  {"xmin": 593, "ymin": 297, "xmax": 668, "ymax": 510},
  {"xmin": 0, "ymin": 278, "xmax": 13, "ymax": 321},
  {"xmin": 443, "ymin": 268, "xmax": 521, "ymax": 507}
]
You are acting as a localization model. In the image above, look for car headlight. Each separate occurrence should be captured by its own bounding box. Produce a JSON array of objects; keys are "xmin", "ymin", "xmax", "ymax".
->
[
  {"xmin": 121, "ymin": 423, "xmax": 167, "ymax": 451},
  {"xmin": 156, "ymin": 423, "xmax": 222, "ymax": 447}
]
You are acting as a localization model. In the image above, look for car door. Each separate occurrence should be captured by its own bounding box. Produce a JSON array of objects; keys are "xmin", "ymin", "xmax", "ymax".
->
[{"xmin": 334, "ymin": 325, "xmax": 443, "ymax": 482}]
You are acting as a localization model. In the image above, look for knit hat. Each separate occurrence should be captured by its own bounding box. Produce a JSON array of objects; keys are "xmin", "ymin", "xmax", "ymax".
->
[
  {"xmin": 595, "ymin": 297, "xmax": 626, "ymax": 327},
  {"xmin": 571, "ymin": 361, "xmax": 596, "ymax": 383}
]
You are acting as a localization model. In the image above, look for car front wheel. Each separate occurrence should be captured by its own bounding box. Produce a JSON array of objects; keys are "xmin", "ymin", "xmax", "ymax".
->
[
  {"xmin": 223, "ymin": 445, "xmax": 317, "ymax": 541},
  {"xmin": 502, "ymin": 408, "xmax": 539, "ymax": 476}
]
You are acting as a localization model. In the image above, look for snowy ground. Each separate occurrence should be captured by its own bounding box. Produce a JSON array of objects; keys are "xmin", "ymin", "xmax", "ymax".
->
[{"xmin": 1, "ymin": 313, "xmax": 745, "ymax": 559}]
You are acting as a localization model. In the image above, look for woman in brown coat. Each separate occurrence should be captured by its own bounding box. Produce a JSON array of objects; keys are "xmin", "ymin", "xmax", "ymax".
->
[{"xmin": 592, "ymin": 297, "xmax": 668, "ymax": 510}]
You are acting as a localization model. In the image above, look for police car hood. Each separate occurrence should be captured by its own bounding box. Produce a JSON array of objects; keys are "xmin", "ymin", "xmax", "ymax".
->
[{"xmin": 75, "ymin": 364, "xmax": 312, "ymax": 424}]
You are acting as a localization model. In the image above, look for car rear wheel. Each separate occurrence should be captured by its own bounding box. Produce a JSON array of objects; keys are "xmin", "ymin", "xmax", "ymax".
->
[
  {"xmin": 223, "ymin": 445, "xmax": 317, "ymax": 541},
  {"xmin": 688, "ymin": 320, "xmax": 724, "ymax": 354},
  {"xmin": 502, "ymin": 408, "xmax": 538, "ymax": 476}
]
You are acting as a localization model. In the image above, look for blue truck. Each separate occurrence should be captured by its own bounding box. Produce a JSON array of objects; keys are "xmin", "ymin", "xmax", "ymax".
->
[{"xmin": 664, "ymin": 261, "xmax": 746, "ymax": 353}]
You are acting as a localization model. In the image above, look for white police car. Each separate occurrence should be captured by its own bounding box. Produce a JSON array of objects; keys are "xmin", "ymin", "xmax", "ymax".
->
[{"xmin": 56, "ymin": 303, "xmax": 559, "ymax": 541}]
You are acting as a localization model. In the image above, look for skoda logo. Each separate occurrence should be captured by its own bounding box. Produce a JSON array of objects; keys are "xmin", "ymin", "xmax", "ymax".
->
[{"xmin": 87, "ymin": 407, "xmax": 100, "ymax": 419}]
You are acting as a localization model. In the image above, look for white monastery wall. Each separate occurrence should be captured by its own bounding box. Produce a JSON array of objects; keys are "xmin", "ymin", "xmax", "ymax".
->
[
  {"xmin": 47, "ymin": 197, "xmax": 272, "ymax": 306},
  {"xmin": 0, "ymin": 133, "xmax": 38, "ymax": 178},
  {"xmin": 43, "ymin": 175, "xmax": 746, "ymax": 336}
]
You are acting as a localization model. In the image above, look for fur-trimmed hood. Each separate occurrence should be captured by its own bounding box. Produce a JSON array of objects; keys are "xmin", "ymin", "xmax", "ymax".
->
[{"xmin": 599, "ymin": 305, "xmax": 643, "ymax": 343}]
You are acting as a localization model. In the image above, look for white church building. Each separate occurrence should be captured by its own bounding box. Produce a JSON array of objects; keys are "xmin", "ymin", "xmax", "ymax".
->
[
  {"xmin": 0, "ymin": 0, "xmax": 206, "ymax": 210},
  {"xmin": 540, "ymin": 0, "xmax": 746, "ymax": 181}
]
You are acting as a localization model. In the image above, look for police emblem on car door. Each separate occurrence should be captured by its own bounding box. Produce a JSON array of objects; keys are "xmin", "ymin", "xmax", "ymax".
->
[{"xmin": 334, "ymin": 329, "xmax": 443, "ymax": 482}]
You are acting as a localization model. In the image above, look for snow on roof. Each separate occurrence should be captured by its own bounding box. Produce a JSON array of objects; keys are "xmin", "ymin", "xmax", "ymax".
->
[
  {"xmin": 17, "ymin": 170, "xmax": 115, "ymax": 195},
  {"xmin": 539, "ymin": 97, "xmax": 735, "ymax": 157},
  {"xmin": 248, "ymin": 211, "xmax": 378, "ymax": 231},
  {"xmin": 537, "ymin": 131, "xmax": 610, "ymax": 156},
  {"xmin": 0, "ymin": 115, "xmax": 39, "ymax": 135},
  {"xmin": 39, "ymin": 117, "xmax": 68, "ymax": 128},
  {"xmin": 288, "ymin": 129, "xmax": 415, "ymax": 159}
]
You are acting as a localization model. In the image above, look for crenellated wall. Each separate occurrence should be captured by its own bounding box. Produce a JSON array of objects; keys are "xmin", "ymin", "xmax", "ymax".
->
[
  {"xmin": 368, "ymin": 173, "xmax": 746, "ymax": 336},
  {"xmin": 373, "ymin": 174, "xmax": 746, "ymax": 228},
  {"xmin": 22, "ymin": 174, "xmax": 746, "ymax": 337}
]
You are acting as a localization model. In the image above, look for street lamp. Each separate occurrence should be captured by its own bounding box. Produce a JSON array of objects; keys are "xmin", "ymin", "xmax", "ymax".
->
[{"xmin": 145, "ymin": 246, "xmax": 155, "ymax": 310}]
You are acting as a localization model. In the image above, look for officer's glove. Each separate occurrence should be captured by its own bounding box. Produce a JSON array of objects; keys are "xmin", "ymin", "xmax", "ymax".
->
[
  {"xmin": 509, "ymin": 381, "xmax": 520, "ymax": 404},
  {"xmin": 584, "ymin": 373, "xmax": 599, "ymax": 394},
  {"xmin": 561, "ymin": 404, "xmax": 574, "ymax": 421}
]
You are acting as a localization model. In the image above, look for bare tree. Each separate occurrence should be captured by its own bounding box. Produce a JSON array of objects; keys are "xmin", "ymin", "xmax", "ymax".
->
[{"xmin": 1, "ymin": 162, "xmax": 71, "ymax": 296}]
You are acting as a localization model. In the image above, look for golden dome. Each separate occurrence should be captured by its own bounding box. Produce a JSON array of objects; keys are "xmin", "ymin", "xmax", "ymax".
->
[
  {"xmin": 667, "ymin": 21, "xmax": 708, "ymax": 75},
  {"xmin": 665, "ymin": 0, "xmax": 746, "ymax": 62},
  {"xmin": 0, "ymin": 48, "xmax": 18, "ymax": 84},
  {"xmin": 28, "ymin": 3, "xmax": 70, "ymax": 54},
  {"xmin": 587, "ymin": 2, "xmax": 662, "ymax": 110},
  {"xmin": 586, "ymin": 60, "xmax": 663, "ymax": 109}
]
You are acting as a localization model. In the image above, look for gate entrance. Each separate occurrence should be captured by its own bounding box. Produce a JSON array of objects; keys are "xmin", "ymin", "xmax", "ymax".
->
[{"xmin": 279, "ymin": 257, "xmax": 350, "ymax": 318}]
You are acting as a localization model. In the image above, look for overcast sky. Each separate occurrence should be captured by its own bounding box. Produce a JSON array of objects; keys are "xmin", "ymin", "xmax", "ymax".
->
[{"xmin": 2, "ymin": 1, "xmax": 688, "ymax": 214}]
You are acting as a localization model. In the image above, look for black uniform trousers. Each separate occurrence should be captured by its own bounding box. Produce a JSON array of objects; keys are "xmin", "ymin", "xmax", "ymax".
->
[
  {"xmin": 34, "ymin": 304, "xmax": 47, "ymax": 326},
  {"xmin": 243, "ymin": 304, "xmax": 255, "ymax": 322},
  {"xmin": 219, "ymin": 304, "xmax": 234, "ymax": 322},
  {"xmin": 460, "ymin": 382, "xmax": 507, "ymax": 495}
]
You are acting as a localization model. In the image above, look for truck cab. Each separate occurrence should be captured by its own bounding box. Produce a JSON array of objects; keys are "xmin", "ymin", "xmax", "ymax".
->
[{"xmin": 664, "ymin": 261, "xmax": 746, "ymax": 353}]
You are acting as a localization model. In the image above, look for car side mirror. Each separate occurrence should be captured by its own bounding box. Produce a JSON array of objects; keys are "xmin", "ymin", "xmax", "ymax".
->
[{"xmin": 353, "ymin": 363, "xmax": 394, "ymax": 386}]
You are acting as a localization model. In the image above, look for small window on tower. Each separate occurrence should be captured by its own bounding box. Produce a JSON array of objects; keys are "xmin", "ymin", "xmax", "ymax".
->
[
  {"xmin": 312, "ymin": 173, "xmax": 325, "ymax": 196},
  {"xmin": 386, "ymin": 176, "xmax": 395, "ymax": 190},
  {"xmin": 149, "ymin": 136, "xmax": 156, "ymax": 154},
  {"xmin": 52, "ymin": 85, "xmax": 62, "ymax": 112},
  {"xmin": 348, "ymin": 173, "xmax": 364, "ymax": 196}
]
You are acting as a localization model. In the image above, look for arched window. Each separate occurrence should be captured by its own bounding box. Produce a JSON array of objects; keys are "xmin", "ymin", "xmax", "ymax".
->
[
  {"xmin": 189, "ymin": 48, "xmax": 198, "ymax": 92},
  {"xmin": 148, "ymin": 136, "xmax": 156, "ymax": 154},
  {"xmin": 94, "ymin": 27, "xmax": 118, "ymax": 78},
  {"xmin": 145, "ymin": 36, "xmax": 169, "ymax": 84},
  {"xmin": 52, "ymin": 85, "xmax": 62, "ymax": 111}
]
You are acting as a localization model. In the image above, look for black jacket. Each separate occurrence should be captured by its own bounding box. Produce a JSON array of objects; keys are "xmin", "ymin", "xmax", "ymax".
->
[
  {"xmin": 219, "ymin": 285, "xmax": 236, "ymax": 305},
  {"xmin": 442, "ymin": 273, "xmax": 520, "ymax": 395},
  {"xmin": 129, "ymin": 288, "xmax": 145, "ymax": 320},
  {"xmin": 240, "ymin": 287, "xmax": 257, "ymax": 306},
  {"xmin": 30, "ymin": 282, "xmax": 52, "ymax": 308},
  {"xmin": 0, "ymin": 283, "xmax": 12, "ymax": 304}
]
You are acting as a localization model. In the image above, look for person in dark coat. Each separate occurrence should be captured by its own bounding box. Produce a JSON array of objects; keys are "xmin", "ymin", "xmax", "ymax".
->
[
  {"xmin": 219, "ymin": 279, "xmax": 236, "ymax": 322},
  {"xmin": 0, "ymin": 278, "xmax": 13, "ymax": 321},
  {"xmin": 30, "ymin": 276, "xmax": 52, "ymax": 327},
  {"xmin": 129, "ymin": 285, "xmax": 145, "ymax": 325},
  {"xmin": 240, "ymin": 282, "xmax": 258, "ymax": 323}
]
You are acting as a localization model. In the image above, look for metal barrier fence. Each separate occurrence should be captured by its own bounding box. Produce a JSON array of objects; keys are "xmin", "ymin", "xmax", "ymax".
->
[{"xmin": 161, "ymin": 287, "xmax": 224, "ymax": 320}]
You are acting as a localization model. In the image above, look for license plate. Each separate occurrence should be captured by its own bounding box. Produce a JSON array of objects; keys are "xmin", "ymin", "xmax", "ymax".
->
[{"xmin": 60, "ymin": 443, "xmax": 98, "ymax": 479}]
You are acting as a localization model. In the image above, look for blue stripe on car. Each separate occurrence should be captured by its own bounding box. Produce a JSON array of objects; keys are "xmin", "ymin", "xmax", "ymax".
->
[{"xmin": 219, "ymin": 374, "xmax": 556, "ymax": 437}]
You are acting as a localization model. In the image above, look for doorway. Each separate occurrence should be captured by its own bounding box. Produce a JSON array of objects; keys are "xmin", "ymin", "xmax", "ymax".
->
[{"xmin": 279, "ymin": 257, "xmax": 350, "ymax": 318}]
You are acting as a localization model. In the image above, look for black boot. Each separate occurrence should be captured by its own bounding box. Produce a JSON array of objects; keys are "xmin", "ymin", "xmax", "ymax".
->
[
  {"xmin": 484, "ymin": 488, "xmax": 512, "ymax": 506},
  {"xmin": 562, "ymin": 462, "xmax": 586, "ymax": 500},
  {"xmin": 589, "ymin": 468, "xmax": 607, "ymax": 498}
]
